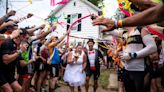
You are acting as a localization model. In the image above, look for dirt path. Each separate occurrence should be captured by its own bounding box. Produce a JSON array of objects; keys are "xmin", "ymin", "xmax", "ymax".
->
[{"xmin": 55, "ymin": 68, "xmax": 118, "ymax": 92}]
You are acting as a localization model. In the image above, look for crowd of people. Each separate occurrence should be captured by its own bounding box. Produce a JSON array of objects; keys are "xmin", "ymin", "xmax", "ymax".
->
[
  {"xmin": 92, "ymin": 0, "xmax": 164, "ymax": 92},
  {"xmin": 0, "ymin": 10, "xmax": 106, "ymax": 92},
  {"xmin": 0, "ymin": 0, "xmax": 163, "ymax": 92}
]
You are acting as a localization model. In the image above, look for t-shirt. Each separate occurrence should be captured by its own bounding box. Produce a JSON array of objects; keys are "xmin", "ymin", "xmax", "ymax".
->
[
  {"xmin": 0, "ymin": 39, "xmax": 23, "ymax": 73},
  {"xmin": 41, "ymin": 48, "xmax": 49, "ymax": 61},
  {"xmin": 17, "ymin": 51, "xmax": 28, "ymax": 75},
  {"xmin": 51, "ymin": 48, "xmax": 61, "ymax": 64}
]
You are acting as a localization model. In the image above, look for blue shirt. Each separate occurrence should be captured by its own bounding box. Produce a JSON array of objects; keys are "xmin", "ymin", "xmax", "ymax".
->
[{"xmin": 51, "ymin": 48, "xmax": 60, "ymax": 64}]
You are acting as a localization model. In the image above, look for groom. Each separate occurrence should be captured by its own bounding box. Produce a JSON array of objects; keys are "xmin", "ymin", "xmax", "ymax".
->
[{"xmin": 85, "ymin": 39, "xmax": 105, "ymax": 92}]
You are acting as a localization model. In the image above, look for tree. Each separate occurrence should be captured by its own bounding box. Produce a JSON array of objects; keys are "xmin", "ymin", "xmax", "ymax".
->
[{"xmin": 88, "ymin": 0, "xmax": 103, "ymax": 7}]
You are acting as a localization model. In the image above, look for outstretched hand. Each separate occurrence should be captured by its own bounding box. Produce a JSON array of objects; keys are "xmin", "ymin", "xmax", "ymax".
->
[
  {"xmin": 39, "ymin": 24, "xmax": 46, "ymax": 29},
  {"xmin": 7, "ymin": 10, "xmax": 16, "ymax": 16},
  {"xmin": 92, "ymin": 16, "xmax": 115, "ymax": 32},
  {"xmin": 27, "ymin": 13, "xmax": 33, "ymax": 18}
]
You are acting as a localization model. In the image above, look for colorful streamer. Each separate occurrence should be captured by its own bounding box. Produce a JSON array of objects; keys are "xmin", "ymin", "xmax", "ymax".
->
[
  {"xmin": 57, "ymin": 0, "xmax": 69, "ymax": 4},
  {"xmin": 66, "ymin": 14, "xmax": 94, "ymax": 48},
  {"xmin": 50, "ymin": 0, "xmax": 55, "ymax": 6},
  {"xmin": 117, "ymin": 0, "xmax": 134, "ymax": 17},
  {"xmin": 147, "ymin": 26, "xmax": 164, "ymax": 40}
]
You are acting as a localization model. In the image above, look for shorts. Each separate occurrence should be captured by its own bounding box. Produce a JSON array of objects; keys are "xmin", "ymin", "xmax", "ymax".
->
[
  {"xmin": 19, "ymin": 74, "xmax": 32, "ymax": 79},
  {"xmin": 0, "ymin": 71, "xmax": 16, "ymax": 86},
  {"xmin": 61, "ymin": 59, "xmax": 67, "ymax": 67},
  {"xmin": 86, "ymin": 69, "xmax": 100, "ymax": 80},
  {"xmin": 44, "ymin": 64, "xmax": 50, "ymax": 71},
  {"xmin": 107, "ymin": 56, "xmax": 113, "ymax": 62},
  {"xmin": 34, "ymin": 58, "xmax": 45, "ymax": 72},
  {"xmin": 150, "ymin": 67, "xmax": 163, "ymax": 78},
  {"xmin": 49, "ymin": 64, "xmax": 59, "ymax": 77},
  {"xmin": 150, "ymin": 63, "xmax": 163, "ymax": 78}
]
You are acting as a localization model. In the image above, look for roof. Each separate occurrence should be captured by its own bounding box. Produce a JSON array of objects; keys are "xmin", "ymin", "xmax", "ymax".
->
[{"xmin": 49, "ymin": 0, "xmax": 101, "ymax": 16}]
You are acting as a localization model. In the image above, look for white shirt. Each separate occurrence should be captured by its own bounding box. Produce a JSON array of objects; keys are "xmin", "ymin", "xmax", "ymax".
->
[
  {"xmin": 123, "ymin": 29, "xmax": 145, "ymax": 71},
  {"xmin": 88, "ymin": 50, "xmax": 96, "ymax": 67}
]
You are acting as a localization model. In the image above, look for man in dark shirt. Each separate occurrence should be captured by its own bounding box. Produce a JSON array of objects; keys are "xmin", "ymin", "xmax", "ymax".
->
[
  {"xmin": 85, "ymin": 39, "xmax": 105, "ymax": 92},
  {"xmin": 0, "ymin": 36, "xmax": 23, "ymax": 92}
]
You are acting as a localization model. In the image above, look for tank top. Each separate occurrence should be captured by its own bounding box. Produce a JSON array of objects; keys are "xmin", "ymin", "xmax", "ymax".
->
[
  {"xmin": 123, "ymin": 28, "xmax": 145, "ymax": 71},
  {"xmin": 51, "ymin": 48, "xmax": 60, "ymax": 64}
]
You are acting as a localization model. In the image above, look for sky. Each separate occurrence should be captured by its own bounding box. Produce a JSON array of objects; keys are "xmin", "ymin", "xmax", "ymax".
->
[{"xmin": 0, "ymin": 0, "xmax": 118, "ymax": 27}]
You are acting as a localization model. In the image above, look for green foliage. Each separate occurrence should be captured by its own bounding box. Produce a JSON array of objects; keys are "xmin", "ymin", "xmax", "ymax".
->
[
  {"xmin": 98, "ymin": 69, "xmax": 109, "ymax": 89},
  {"xmin": 88, "ymin": 0, "xmax": 103, "ymax": 7}
]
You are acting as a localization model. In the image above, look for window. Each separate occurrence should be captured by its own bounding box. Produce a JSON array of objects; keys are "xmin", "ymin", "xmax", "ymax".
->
[{"xmin": 67, "ymin": 13, "xmax": 81, "ymax": 31}]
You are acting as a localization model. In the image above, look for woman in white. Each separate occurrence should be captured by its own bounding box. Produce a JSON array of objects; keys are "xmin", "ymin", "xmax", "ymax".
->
[{"xmin": 64, "ymin": 44, "xmax": 87, "ymax": 92}]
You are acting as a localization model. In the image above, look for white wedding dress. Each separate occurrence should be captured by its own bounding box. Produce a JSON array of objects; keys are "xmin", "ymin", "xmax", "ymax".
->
[{"xmin": 64, "ymin": 51, "xmax": 86, "ymax": 87}]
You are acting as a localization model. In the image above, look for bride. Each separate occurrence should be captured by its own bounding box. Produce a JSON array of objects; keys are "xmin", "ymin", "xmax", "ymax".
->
[{"xmin": 64, "ymin": 44, "xmax": 87, "ymax": 92}]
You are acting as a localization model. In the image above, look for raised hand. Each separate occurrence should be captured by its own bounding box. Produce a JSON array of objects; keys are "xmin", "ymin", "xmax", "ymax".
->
[
  {"xmin": 7, "ymin": 10, "xmax": 16, "ymax": 16},
  {"xmin": 27, "ymin": 13, "xmax": 33, "ymax": 18},
  {"xmin": 92, "ymin": 16, "xmax": 115, "ymax": 32},
  {"xmin": 39, "ymin": 24, "xmax": 46, "ymax": 29},
  {"xmin": 31, "ymin": 25, "xmax": 36, "ymax": 28}
]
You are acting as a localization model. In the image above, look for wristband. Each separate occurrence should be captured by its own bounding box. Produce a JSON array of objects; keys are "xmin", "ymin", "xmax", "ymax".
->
[
  {"xmin": 118, "ymin": 20, "xmax": 123, "ymax": 28},
  {"xmin": 130, "ymin": 52, "xmax": 137, "ymax": 59}
]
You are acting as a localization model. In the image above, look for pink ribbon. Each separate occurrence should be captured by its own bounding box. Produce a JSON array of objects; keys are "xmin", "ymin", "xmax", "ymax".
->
[
  {"xmin": 57, "ymin": 0, "xmax": 68, "ymax": 4},
  {"xmin": 50, "ymin": 0, "xmax": 55, "ymax": 6},
  {"xmin": 66, "ymin": 14, "xmax": 93, "ymax": 48}
]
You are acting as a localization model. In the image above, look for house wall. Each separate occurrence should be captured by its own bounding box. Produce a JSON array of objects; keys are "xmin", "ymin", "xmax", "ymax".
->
[{"xmin": 52, "ymin": 0, "xmax": 100, "ymax": 48}]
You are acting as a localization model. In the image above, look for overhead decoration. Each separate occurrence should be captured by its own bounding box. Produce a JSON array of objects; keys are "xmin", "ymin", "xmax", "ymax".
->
[
  {"xmin": 50, "ymin": 0, "xmax": 69, "ymax": 6},
  {"xmin": 117, "ymin": 0, "xmax": 134, "ymax": 17},
  {"xmin": 48, "ymin": 15, "xmax": 61, "ymax": 22},
  {"xmin": 66, "ymin": 14, "xmax": 95, "ymax": 48}
]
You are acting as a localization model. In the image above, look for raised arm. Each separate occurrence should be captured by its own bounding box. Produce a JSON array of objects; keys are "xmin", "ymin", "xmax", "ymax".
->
[
  {"xmin": 3, "ymin": 52, "xmax": 19, "ymax": 64},
  {"xmin": 0, "ymin": 10, "xmax": 16, "ymax": 25},
  {"xmin": 93, "ymin": 4, "xmax": 164, "ymax": 31},
  {"xmin": 32, "ymin": 25, "xmax": 56, "ymax": 41},
  {"xmin": 27, "ymin": 24, "xmax": 45, "ymax": 36},
  {"xmin": 48, "ymin": 33, "xmax": 67, "ymax": 48},
  {"xmin": 129, "ymin": 0, "xmax": 157, "ymax": 10},
  {"xmin": 122, "ymin": 4, "xmax": 164, "ymax": 27},
  {"xmin": 0, "ymin": 20, "xmax": 16, "ymax": 31}
]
